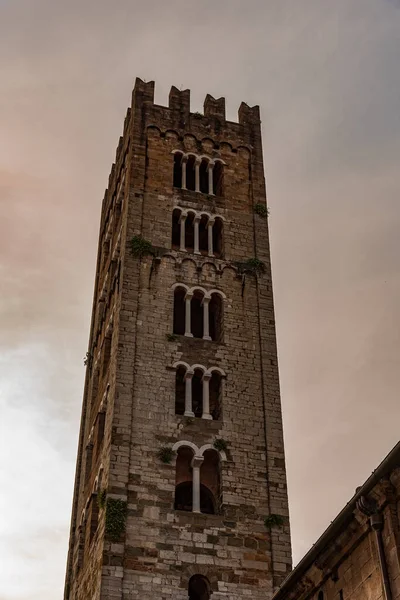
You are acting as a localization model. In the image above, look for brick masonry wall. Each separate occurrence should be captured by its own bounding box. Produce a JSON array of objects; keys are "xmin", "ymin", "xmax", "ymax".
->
[{"xmin": 64, "ymin": 78, "xmax": 292, "ymax": 600}]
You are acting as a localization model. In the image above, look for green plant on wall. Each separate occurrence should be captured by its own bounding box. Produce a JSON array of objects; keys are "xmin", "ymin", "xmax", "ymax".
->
[
  {"xmin": 166, "ymin": 333, "xmax": 178, "ymax": 342},
  {"xmin": 157, "ymin": 446, "xmax": 175, "ymax": 464},
  {"xmin": 83, "ymin": 351, "xmax": 92, "ymax": 367},
  {"xmin": 213, "ymin": 438, "xmax": 228, "ymax": 452},
  {"xmin": 243, "ymin": 258, "xmax": 266, "ymax": 274},
  {"xmin": 105, "ymin": 498, "xmax": 127, "ymax": 541},
  {"xmin": 254, "ymin": 203, "xmax": 269, "ymax": 218},
  {"xmin": 130, "ymin": 235, "xmax": 154, "ymax": 258},
  {"xmin": 97, "ymin": 489, "xmax": 107, "ymax": 509},
  {"xmin": 264, "ymin": 514, "xmax": 285, "ymax": 529}
]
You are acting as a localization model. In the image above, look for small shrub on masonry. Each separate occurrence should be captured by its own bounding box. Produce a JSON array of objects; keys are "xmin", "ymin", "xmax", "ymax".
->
[
  {"xmin": 130, "ymin": 235, "xmax": 154, "ymax": 258},
  {"xmin": 105, "ymin": 498, "xmax": 127, "ymax": 541},
  {"xmin": 213, "ymin": 438, "xmax": 228, "ymax": 452},
  {"xmin": 97, "ymin": 489, "xmax": 107, "ymax": 509},
  {"xmin": 157, "ymin": 446, "xmax": 175, "ymax": 464},
  {"xmin": 166, "ymin": 333, "xmax": 178, "ymax": 342},
  {"xmin": 244, "ymin": 258, "xmax": 266, "ymax": 274},
  {"xmin": 193, "ymin": 111, "xmax": 203, "ymax": 118},
  {"xmin": 83, "ymin": 351, "xmax": 91, "ymax": 367},
  {"xmin": 254, "ymin": 203, "xmax": 269, "ymax": 218},
  {"xmin": 264, "ymin": 514, "xmax": 285, "ymax": 529}
]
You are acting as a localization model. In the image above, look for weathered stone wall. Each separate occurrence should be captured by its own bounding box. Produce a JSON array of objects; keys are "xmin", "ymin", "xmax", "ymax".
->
[{"xmin": 64, "ymin": 77, "xmax": 291, "ymax": 600}]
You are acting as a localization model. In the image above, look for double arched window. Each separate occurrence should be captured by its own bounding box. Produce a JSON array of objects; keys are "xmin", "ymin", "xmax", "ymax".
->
[
  {"xmin": 173, "ymin": 285, "xmax": 225, "ymax": 342},
  {"xmin": 173, "ymin": 362, "xmax": 225, "ymax": 420},
  {"xmin": 171, "ymin": 208, "xmax": 223, "ymax": 257},
  {"xmin": 173, "ymin": 151, "xmax": 224, "ymax": 196},
  {"xmin": 173, "ymin": 441, "xmax": 225, "ymax": 515}
]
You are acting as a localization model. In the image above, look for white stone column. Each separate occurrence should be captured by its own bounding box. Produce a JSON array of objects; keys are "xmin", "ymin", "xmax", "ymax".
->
[
  {"xmin": 184, "ymin": 371, "xmax": 194, "ymax": 417},
  {"xmin": 191, "ymin": 456, "xmax": 204, "ymax": 512},
  {"xmin": 201, "ymin": 373, "xmax": 212, "ymax": 420},
  {"xmin": 207, "ymin": 220, "xmax": 214, "ymax": 257},
  {"xmin": 208, "ymin": 163, "xmax": 214, "ymax": 195},
  {"xmin": 194, "ymin": 216, "xmax": 200, "ymax": 255},
  {"xmin": 184, "ymin": 292, "xmax": 193, "ymax": 337},
  {"xmin": 202, "ymin": 297, "xmax": 211, "ymax": 341},
  {"xmin": 179, "ymin": 214, "xmax": 186, "ymax": 251},
  {"xmin": 195, "ymin": 158, "xmax": 201, "ymax": 193},
  {"xmin": 181, "ymin": 158, "xmax": 187, "ymax": 189}
]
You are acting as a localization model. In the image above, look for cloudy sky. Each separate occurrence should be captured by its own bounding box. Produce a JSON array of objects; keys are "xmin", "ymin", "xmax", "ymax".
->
[{"xmin": 1, "ymin": 0, "xmax": 400, "ymax": 598}]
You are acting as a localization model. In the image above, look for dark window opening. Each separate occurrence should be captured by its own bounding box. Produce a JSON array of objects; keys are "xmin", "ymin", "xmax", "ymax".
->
[
  {"xmin": 191, "ymin": 292, "xmax": 204, "ymax": 339},
  {"xmin": 173, "ymin": 287, "xmax": 186, "ymax": 335},
  {"xmin": 212, "ymin": 218, "xmax": 223, "ymax": 258},
  {"xmin": 318, "ymin": 592, "xmax": 324, "ymax": 600},
  {"xmin": 174, "ymin": 481, "xmax": 193, "ymax": 512},
  {"xmin": 186, "ymin": 155, "xmax": 196, "ymax": 191},
  {"xmin": 192, "ymin": 369, "xmax": 203, "ymax": 418},
  {"xmin": 213, "ymin": 162, "xmax": 224, "ymax": 196},
  {"xmin": 101, "ymin": 334, "xmax": 112, "ymax": 378},
  {"xmin": 209, "ymin": 294, "xmax": 223, "ymax": 342},
  {"xmin": 339, "ymin": 591, "xmax": 344, "ymax": 600},
  {"xmin": 199, "ymin": 215, "xmax": 208, "ymax": 255},
  {"xmin": 175, "ymin": 367, "xmax": 186, "ymax": 415},
  {"xmin": 95, "ymin": 412, "xmax": 105, "ymax": 459},
  {"xmin": 173, "ymin": 153, "xmax": 183, "ymax": 188},
  {"xmin": 200, "ymin": 159, "xmax": 209, "ymax": 194},
  {"xmin": 209, "ymin": 373, "xmax": 222, "ymax": 420},
  {"xmin": 172, "ymin": 209, "xmax": 181, "ymax": 249},
  {"xmin": 85, "ymin": 444, "xmax": 93, "ymax": 484},
  {"xmin": 200, "ymin": 484, "xmax": 216, "ymax": 514},
  {"xmin": 91, "ymin": 368, "xmax": 100, "ymax": 410},
  {"xmin": 185, "ymin": 213, "xmax": 195, "ymax": 251},
  {"xmin": 189, "ymin": 575, "xmax": 211, "ymax": 600},
  {"xmin": 88, "ymin": 495, "xmax": 99, "ymax": 544}
]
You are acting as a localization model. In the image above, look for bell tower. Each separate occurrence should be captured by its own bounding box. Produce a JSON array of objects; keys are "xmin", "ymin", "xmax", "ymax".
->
[{"xmin": 64, "ymin": 78, "xmax": 292, "ymax": 600}]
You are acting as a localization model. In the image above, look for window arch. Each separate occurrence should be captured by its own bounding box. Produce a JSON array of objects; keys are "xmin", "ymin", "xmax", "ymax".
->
[
  {"xmin": 174, "ymin": 446, "xmax": 194, "ymax": 511},
  {"xmin": 170, "ymin": 209, "xmax": 224, "ymax": 257},
  {"xmin": 173, "ymin": 152, "xmax": 183, "ymax": 188},
  {"xmin": 318, "ymin": 592, "xmax": 324, "ymax": 600},
  {"xmin": 199, "ymin": 215, "xmax": 209, "ymax": 254},
  {"xmin": 172, "ymin": 363, "xmax": 225, "ymax": 420},
  {"xmin": 188, "ymin": 575, "xmax": 211, "ymax": 600},
  {"xmin": 173, "ymin": 286, "xmax": 186, "ymax": 336},
  {"xmin": 192, "ymin": 368, "xmax": 204, "ymax": 417}
]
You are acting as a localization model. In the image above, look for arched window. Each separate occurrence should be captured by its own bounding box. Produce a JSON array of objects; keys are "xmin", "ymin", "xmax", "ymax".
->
[
  {"xmin": 213, "ymin": 161, "xmax": 224, "ymax": 196},
  {"xmin": 192, "ymin": 369, "xmax": 204, "ymax": 417},
  {"xmin": 173, "ymin": 287, "xmax": 186, "ymax": 335},
  {"xmin": 201, "ymin": 449, "xmax": 220, "ymax": 514},
  {"xmin": 199, "ymin": 215, "xmax": 208, "ymax": 254},
  {"xmin": 175, "ymin": 366, "xmax": 186, "ymax": 415},
  {"xmin": 209, "ymin": 293, "xmax": 223, "ymax": 342},
  {"xmin": 209, "ymin": 372, "xmax": 222, "ymax": 420},
  {"xmin": 188, "ymin": 575, "xmax": 211, "ymax": 600},
  {"xmin": 173, "ymin": 152, "xmax": 183, "ymax": 188},
  {"xmin": 171, "ymin": 209, "xmax": 181, "ymax": 249},
  {"xmin": 185, "ymin": 212, "xmax": 195, "ymax": 251},
  {"xmin": 175, "ymin": 446, "xmax": 194, "ymax": 511},
  {"xmin": 186, "ymin": 155, "xmax": 196, "ymax": 191},
  {"xmin": 199, "ymin": 159, "xmax": 209, "ymax": 194},
  {"xmin": 191, "ymin": 291, "xmax": 204, "ymax": 339},
  {"xmin": 212, "ymin": 218, "xmax": 223, "ymax": 257},
  {"xmin": 318, "ymin": 592, "xmax": 324, "ymax": 600}
]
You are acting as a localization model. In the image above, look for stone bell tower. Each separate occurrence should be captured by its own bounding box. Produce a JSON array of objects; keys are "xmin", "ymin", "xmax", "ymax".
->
[{"xmin": 64, "ymin": 78, "xmax": 292, "ymax": 600}]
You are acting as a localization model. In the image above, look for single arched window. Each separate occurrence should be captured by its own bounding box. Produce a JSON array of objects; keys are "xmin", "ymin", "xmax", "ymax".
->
[
  {"xmin": 209, "ymin": 293, "xmax": 223, "ymax": 342},
  {"xmin": 175, "ymin": 446, "xmax": 194, "ymax": 511},
  {"xmin": 191, "ymin": 291, "xmax": 204, "ymax": 339},
  {"xmin": 188, "ymin": 575, "xmax": 211, "ymax": 600},
  {"xmin": 171, "ymin": 209, "xmax": 181, "ymax": 249},
  {"xmin": 192, "ymin": 369, "xmax": 204, "ymax": 418},
  {"xmin": 186, "ymin": 155, "xmax": 196, "ymax": 191},
  {"xmin": 175, "ymin": 366, "xmax": 186, "ymax": 415},
  {"xmin": 173, "ymin": 152, "xmax": 183, "ymax": 188},
  {"xmin": 173, "ymin": 287, "xmax": 186, "ymax": 335},
  {"xmin": 199, "ymin": 159, "xmax": 209, "ymax": 194},
  {"xmin": 209, "ymin": 372, "xmax": 222, "ymax": 420},
  {"xmin": 212, "ymin": 218, "xmax": 223, "ymax": 257},
  {"xmin": 185, "ymin": 212, "xmax": 195, "ymax": 251},
  {"xmin": 213, "ymin": 161, "xmax": 224, "ymax": 196}
]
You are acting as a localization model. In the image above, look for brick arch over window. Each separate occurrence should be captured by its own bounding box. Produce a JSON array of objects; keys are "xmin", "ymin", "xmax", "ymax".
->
[{"xmin": 171, "ymin": 150, "xmax": 225, "ymax": 196}]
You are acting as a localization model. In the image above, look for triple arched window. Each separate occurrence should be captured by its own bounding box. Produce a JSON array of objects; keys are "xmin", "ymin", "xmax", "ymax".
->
[
  {"xmin": 173, "ymin": 151, "xmax": 224, "ymax": 196},
  {"xmin": 171, "ymin": 208, "xmax": 223, "ymax": 257},
  {"xmin": 173, "ymin": 362, "xmax": 225, "ymax": 420},
  {"xmin": 173, "ymin": 285, "xmax": 225, "ymax": 342}
]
